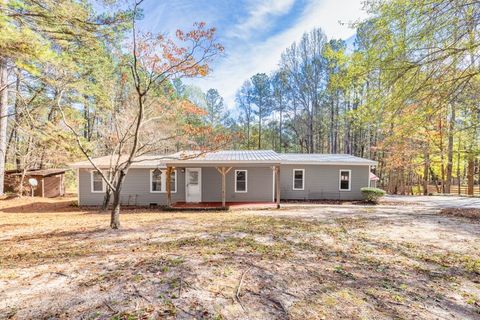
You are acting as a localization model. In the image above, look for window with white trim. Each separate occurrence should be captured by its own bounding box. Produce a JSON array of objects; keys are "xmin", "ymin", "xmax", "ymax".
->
[
  {"xmin": 91, "ymin": 170, "xmax": 105, "ymax": 193},
  {"xmin": 151, "ymin": 169, "xmax": 163, "ymax": 192},
  {"xmin": 293, "ymin": 169, "xmax": 304, "ymax": 190},
  {"xmin": 339, "ymin": 170, "xmax": 351, "ymax": 191},
  {"xmin": 150, "ymin": 169, "xmax": 176, "ymax": 193},
  {"xmin": 235, "ymin": 170, "xmax": 247, "ymax": 192}
]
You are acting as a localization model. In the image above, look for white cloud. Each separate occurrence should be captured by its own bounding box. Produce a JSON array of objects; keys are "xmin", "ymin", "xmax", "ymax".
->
[
  {"xmin": 192, "ymin": 0, "xmax": 369, "ymax": 109},
  {"xmin": 228, "ymin": 0, "xmax": 296, "ymax": 39}
]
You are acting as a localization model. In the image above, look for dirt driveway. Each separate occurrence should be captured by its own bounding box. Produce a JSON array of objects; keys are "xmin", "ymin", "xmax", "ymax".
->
[
  {"xmin": 0, "ymin": 196, "xmax": 479, "ymax": 319},
  {"xmin": 384, "ymin": 195, "xmax": 480, "ymax": 208}
]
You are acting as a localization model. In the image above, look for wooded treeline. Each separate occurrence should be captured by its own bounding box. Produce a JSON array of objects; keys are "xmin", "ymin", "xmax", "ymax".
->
[
  {"xmin": 218, "ymin": 0, "xmax": 479, "ymax": 195},
  {"xmin": 0, "ymin": 0, "xmax": 228, "ymax": 227},
  {"xmin": 0, "ymin": 0, "xmax": 479, "ymax": 202}
]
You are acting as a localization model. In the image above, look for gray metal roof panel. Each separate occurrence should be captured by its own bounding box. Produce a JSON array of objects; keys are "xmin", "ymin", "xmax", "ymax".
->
[
  {"xmin": 169, "ymin": 150, "xmax": 282, "ymax": 162},
  {"xmin": 280, "ymin": 153, "xmax": 377, "ymax": 164}
]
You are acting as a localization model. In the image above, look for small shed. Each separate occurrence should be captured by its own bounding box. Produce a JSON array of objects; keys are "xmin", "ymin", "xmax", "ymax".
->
[{"xmin": 4, "ymin": 168, "xmax": 68, "ymax": 197}]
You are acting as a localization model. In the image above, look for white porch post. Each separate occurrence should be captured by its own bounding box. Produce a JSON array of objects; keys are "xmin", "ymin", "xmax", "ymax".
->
[
  {"xmin": 275, "ymin": 165, "xmax": 281, "ymax": 209},
  {"xmin": 272, "ymin": 166, "xmax": 275, "ymax": 202},
  {"xmin": 216, "ymin": 167, "xmax": 232, "ymax": 208}
]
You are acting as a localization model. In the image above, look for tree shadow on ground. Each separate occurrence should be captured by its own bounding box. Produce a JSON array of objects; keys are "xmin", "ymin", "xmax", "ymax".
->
[{"xmin": 0, "ymin": 200, "xmax": 79, "ymax": 213}]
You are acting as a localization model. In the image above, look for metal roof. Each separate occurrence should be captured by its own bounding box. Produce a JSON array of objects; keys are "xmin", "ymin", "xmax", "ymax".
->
[
  {"xmin": 69, "ymin": 151, "xmax": 377, "ymax": 168},
  {"xmin": 6, "ymin": 168, "xmax": 69, "ymax": 177},
  {"xmin": 69, "ymin": 155, "xmax": 172, "ymax": 169},
  {"xmin": 168, "ymin": 150, "xmax": 282, "ymax": 163},
  {"xmin": 280, "ymin": 153, "xmax": 377, "ymax": 165}
]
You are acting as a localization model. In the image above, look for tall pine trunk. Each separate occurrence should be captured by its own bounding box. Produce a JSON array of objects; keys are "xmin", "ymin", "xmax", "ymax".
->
[
  {"xmin": 308, "ymin": 110, "xmax": 313, "ymax": 153},
  {"xmin": 457, "ymin": 136, "xmax": 461, "ymax": 195},
  {"xmin": 279, "ymin": 108, "xmax": 283, "ymax": 153},
  {"xmin": 258, "ymin": 113, "xmax": 261, "ymax": 149},
  {"xmin": 0, "ymin": 58, "xmax": 8, "ymax": 195},
  {"xmin": 445, "ymin": 104, "xmax": 455, "ymax": 193},
  {"xmin": 467, "ymin": 155, "xmax": 474, "ymax": 196},
  {"xmin": 423, "ymin": 145, "xmax": 430, "ymax": 195},
  {"xmin": 438, "ymin": 117, "xmax": 446, "ymax": 193},
  {"xmin": 246, "ymin": 121, "xmax": 250, "ymax": 150}
]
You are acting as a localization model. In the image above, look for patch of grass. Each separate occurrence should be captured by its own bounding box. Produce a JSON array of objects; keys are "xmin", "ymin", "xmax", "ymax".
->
[
  {"xmin": 290, "ymin": 289, "xmax": 372, "ymax": 320},
  {"xmin": 462, "ymin": 292, "xmax": 480, "ymax": 306},
  {"xmin": 0, "ymin": 241, "xmax": 104, "ymax": 268},
  {"xmin": 150, "ymin": 235, "xmax": 293, "ymax": 259},
  {"xmin": 333, "ymin": 265, "xmax": 355, "ymax": 279}
]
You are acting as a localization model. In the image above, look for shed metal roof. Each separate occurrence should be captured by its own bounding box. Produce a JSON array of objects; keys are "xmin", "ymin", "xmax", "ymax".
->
[{"xmin": 6, "ymin": 168, "xmax": 69, "ymax": 177}]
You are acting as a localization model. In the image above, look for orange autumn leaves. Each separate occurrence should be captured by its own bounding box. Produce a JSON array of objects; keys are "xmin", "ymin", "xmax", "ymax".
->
[{"xmin": 133, "ymin": 22, "xmax": 224, "ymax": 81}]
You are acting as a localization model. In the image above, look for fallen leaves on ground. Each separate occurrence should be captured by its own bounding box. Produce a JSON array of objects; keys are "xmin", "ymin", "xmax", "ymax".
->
[{"xmin": 0, "ymin": 196, "xmax": 479, "ymax": 319}]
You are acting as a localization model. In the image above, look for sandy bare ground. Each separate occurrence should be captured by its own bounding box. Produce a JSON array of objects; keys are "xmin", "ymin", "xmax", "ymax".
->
[{"xmin": 0, "ymin": 197, "xmax": 479, "ymax": 319}]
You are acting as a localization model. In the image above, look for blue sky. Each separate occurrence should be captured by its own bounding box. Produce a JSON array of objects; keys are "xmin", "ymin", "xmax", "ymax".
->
[{"xmin": 137, "ymin": 0, "xmax": 368, "ymax": 108}]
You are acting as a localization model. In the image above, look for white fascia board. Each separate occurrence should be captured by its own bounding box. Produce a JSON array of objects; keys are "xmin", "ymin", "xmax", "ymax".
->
[
  {"xmin": 280, "ymin": 161, "xmax": 378, "ymax": 166},
  {"xmin": 165, "ymin": 160, "xmax": 282, "ymax": 165},
  {"xmin": 69, "ymin": 164, "xmax": 165, "ymax": 169}
]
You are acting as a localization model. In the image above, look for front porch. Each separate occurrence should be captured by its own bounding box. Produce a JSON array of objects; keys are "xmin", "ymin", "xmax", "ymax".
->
[{"xmin": 164, "ymin": 161, "xmax": 281, "ymax": 209}]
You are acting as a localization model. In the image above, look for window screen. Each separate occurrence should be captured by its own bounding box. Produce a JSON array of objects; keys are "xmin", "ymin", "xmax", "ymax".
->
[
  {"xmin": 340, "ymin": 170, "xmax": 350, "ymax": 190},
  {"xmin": 92, "ymin": 171, "xmax": 104, "ymax": 192},
  {"xmin": 170, "ymin": 171, "xmax": 176, "ymax": 192},
  {"xmin": 293, "ymin": 169, "xmax": 304, "ymax": 190},
  {"xmin": 151, "ymin": 170, "xmax": 176, "ymax": 192},
  {"xmin": 235, "ymin": 170, "xmax": 247, "ymax": 192},
  {"xmin": 151, "ymin": 169, "xmax": 163, "ymax": 192}
]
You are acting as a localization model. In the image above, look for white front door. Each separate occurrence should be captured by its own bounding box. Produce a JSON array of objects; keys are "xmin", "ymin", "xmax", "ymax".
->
[{"xmin": 185, "ymin": 168, "xmax": 202, "ymax": 202}]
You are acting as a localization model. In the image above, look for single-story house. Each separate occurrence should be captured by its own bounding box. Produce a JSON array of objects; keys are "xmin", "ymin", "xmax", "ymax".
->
[{"xmin": 70, "ymin": 150, "xmax": 377, "ymax": 207}]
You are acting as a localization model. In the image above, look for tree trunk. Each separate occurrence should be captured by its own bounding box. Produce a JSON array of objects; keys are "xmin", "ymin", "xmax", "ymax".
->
[
  {"xmin": 110, "ymin": 191, "xmax": 121, "ymax": 229},
  {"xmin": 445, "ymin": 104, "xmax": 455, "ymax": 193},
  {"xmin": 102, "ymin": 188, "xmax": 111, "ymax": 211},
  {"xmin": 6, "ymin": 72, "xmax": 20, "ymax": 166},
  {"xmin": 110, "ymin": 171, "xmax": 126, "ymax": 229},
  {"xmin": 329, "ymin": 99, "xmax": 334, "ymax": 153},
  {"xmin": 457, "ymin": 136, "xmax": 461, "ymax": 195},
  {"xmin": 423, "ymin": 145, "xmax": 430, "ymax": 195},
  {"xmin": 439, "ymin": 117, "xmax": 445, "ymax": 193},
  {"xmin": 478, "ymin": 162, "xmax": 480, "ymax": 195},
  {"xmin": 308, "ymin": 111, "xmax": 313, "ymax": 153},
  {"xmin": 0, "ymin": 58, "xmax": 8, "ymax": 195},
  {"xmin": 258, "ymin": 113, "xmax": 262, "ymax": 149},
  {"xmin": 467, "ymin": 155, "xmax": 474, "ymax": 196},
  {"xmin": 246, "ymin": 120, "xmax": 250, "ymax": 150},
  {"xmin": 478, "ymin": 159, "xmax": 480, "ymax": 196},
  {"xmin": 279, "ymin": 108, "xmax": 283, "ymax": 153}
]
